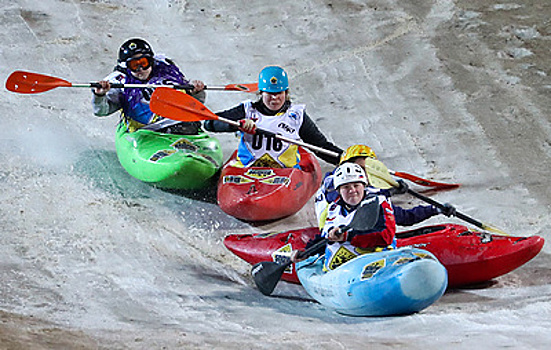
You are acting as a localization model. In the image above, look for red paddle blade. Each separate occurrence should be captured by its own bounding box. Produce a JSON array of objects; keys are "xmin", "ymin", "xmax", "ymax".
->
[
  {"xmin": 392, "ymin": 171, "xmax": 460, "ymax": 189},
  {"xmin": 224, "ymin": 83, "xmax": 258, "ymax": 93},
  {"xmin": 5, "ymin": 71, "xmax": 71, "ymax": 94},
  {"xmin": 150, "ymin": 87, "xmax": 220, "ymax": 123}
]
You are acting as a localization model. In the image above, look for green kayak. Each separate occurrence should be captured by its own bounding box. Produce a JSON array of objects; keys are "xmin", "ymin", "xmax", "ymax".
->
[{"xmin": 115, "ymin": 123, "xmax": 223, "ymax": 189}]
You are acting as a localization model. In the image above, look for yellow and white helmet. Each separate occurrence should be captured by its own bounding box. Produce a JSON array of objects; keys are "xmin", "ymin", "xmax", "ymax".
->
[{"xmin": 339, "ymin": 145, "xmax": 377, "ymax": 165}]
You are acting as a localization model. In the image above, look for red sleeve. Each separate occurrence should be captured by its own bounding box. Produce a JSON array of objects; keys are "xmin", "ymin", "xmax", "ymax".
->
[{"xmin": 349, "ymin": 199, "xmax": 396, "ymax": 248}]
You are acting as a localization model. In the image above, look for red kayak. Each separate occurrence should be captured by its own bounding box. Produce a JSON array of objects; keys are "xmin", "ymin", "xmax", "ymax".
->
[
  {"xmin": 223, "ymin": 224, "xmax": 544, "ymax": 288},
  {"xmin": 217, "ymin": 147, "xmax": 322, "ymax": 221}
]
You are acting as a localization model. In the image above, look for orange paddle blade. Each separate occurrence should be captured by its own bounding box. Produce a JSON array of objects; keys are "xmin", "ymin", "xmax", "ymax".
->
[
  {"xmin": 223, "ymin": 83, "xmax": 258, "ymax": 93},
  {"xmin": 6, "ymin": 71, "xmax": 72, "ymax": 94},
  {"xmin": 150, "ymin": 87, "xmax": 220, "ymax": 122}
]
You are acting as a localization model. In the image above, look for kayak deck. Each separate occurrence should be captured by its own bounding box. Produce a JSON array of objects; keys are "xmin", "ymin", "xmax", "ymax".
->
[
  {"xmin": 115, "ymin": 125, "xmax": 223, "ymax": 189},
  {"xmin": 217, "ymin": 147, "xmax": 322, "ymax": 221},
  {"xmin": 296, "ymin": 247, "xmax": 448, "ymax": 316},
  {"xmin": 224, "ymin": 224, "xmax": 544, "ymax": 288}
]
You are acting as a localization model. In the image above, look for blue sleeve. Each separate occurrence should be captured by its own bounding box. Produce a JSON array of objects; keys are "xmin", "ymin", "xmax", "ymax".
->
[
  {"xmin": 393, "ymin": 204, "xmax": 439, "ymax": 226},
  {"xmin": 377, "ymin": 188, "xmax": 393, "ymax": 197}
]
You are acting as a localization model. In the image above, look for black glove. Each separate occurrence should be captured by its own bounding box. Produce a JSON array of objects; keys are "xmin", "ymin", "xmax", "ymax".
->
[
  {"xmin": 438, "ymin": 203, "xmax": 456, "ymax": 217},
  {"xmin": 390, "ymin": 179, "xmax": 409, "ymax": 196}
]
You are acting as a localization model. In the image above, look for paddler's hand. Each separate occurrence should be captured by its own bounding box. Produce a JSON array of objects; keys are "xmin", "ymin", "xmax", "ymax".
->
[
  {"xmin": 438, "ymin": 203, "xmax": 456, "ymax": 217},
  {"xmin": 238, "ymin": 119, "xmax": 257, "ymax": 134},
  {"xmin": 190, "ymin": 79, "xmax": 205, "ymax": 93},
  {"xmin": 328, "ymin": 227, "xmax": 347, "ymax": 242},
  {"xmin": 390, "ymin": 179, "xmax": 409, "ymax": 196},
  {"xmin": 93, "ymin": 80, "xmax": 111, "ymax": 96},
  {"xmin": 290, "ymin": 250, "xmax": 305, "ymax": 263}
]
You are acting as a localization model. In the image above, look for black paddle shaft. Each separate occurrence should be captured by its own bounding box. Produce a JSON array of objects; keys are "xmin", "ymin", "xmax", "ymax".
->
[{"xmin": 406, "ymin": 189, "xmax": 486, "ymax": 229}]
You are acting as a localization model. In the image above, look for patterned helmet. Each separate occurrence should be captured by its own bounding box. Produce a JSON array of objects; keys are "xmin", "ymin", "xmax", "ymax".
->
[
  {"xmin": 258, "ymin": 66, "xmax": 289, "ymax": 93},
  {"xmin": 333, "ymin": 163, "xmax": 368, "ymax": 189},
  {"xmin": 118, "ymin": 38, "xmax": 154, "ymax": 63},
  {"xmin": 339, "ymin": 145, "xmax": 377, "ymax": 164}
]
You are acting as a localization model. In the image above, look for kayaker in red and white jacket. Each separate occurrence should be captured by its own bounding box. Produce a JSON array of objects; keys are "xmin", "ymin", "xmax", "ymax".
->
[
  {"xmin": 292, "ymin": 162, "xmax": 455, "ymax": 270},
  {"xmin": 319, "ymin": 163, "xmax": 397, "ymax": 270},
  {"xmin": 315, "ymin": 144, "xmax": 454, "ymax": 229},
  {"xmin": 203, "ymin": 65, "xmax": 343, "ymax": 168}
]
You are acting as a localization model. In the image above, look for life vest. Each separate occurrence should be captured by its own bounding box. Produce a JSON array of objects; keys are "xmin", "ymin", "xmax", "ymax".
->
[
  {"xmin": 235, "ymin": 101, "xmax": 305, "ymax": 168},
  {"xmin": 321, "ymin": 194, "xmax": 397, "ymax": 271}
]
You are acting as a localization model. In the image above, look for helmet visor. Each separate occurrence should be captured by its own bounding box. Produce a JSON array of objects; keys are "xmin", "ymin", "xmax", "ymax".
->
[{"xmin": 127, "ymin": 56, "xmax": 152, "ymax": 72}]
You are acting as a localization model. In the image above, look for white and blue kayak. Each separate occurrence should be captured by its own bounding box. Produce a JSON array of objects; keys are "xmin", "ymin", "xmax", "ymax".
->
[{"xmin": 296, "ymin": 247, "xmax": 448, "ymax": 316}]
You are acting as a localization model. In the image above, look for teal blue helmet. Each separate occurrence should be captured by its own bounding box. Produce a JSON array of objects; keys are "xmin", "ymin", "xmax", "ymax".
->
[{"xmin": 258, "ymin": 66, "xmax": 289, "ymax": 93}]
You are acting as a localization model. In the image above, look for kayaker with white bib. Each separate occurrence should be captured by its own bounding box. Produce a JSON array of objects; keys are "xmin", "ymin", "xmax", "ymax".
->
[
  {"xmin": 92, "ymin": 38, "xmax": 206, "ymax": 134},
  {"xmin": 319, "ymin": 163, "xmax": 397, "ymax": 270},
  {"xmin": 292, "ymin": 162, "xmax": 455, "ymax": 270},
  {"xmin": 203, "ymin": 65, "xmax": 343, "ymax": 168}
]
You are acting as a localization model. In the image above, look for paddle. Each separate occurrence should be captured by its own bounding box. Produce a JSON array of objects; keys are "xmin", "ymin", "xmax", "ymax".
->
[
  {"xmin": 389, "ymin": 170, "xmax": 460, "ymax": 189},
  {"xmin": 5, "ymin": 70, "xmax": 258, "ymax": 94},
  {"xmin": 364, "ymin": 157, "xmax": 510, "ymax": 235},
  {"xmin": 150, "ymin": 87, "xmax": 335, "ymax": 156},
  {"xmin": 251, "ymin": 199, "xmax": 381, "ymax": 296},
  {"xmin": 150, "ymin": 87, "xmax": 460, "ymax": 188}
]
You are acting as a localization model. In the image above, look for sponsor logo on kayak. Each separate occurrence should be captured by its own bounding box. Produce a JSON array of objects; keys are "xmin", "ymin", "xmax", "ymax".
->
[
  {"xmin": 171, "ymin": 138, "xmax": 198, "ymax": 152},
  {"xmin": 361, "ymin": 259, "xmax": 386, "ymax": 280},
  {"xmin": 393, "ymin": 252, "xmax": 434, "ymax": 265},
  {"xmin": 226, "ymin": 169, "xmax": 290, "ymax": 186},
  {"xmin": 273, "ymin": 244, "xmax": 293, "ymax": 274},
  {"xmin": 245, "ymin": 169, "xmax": 275, "ymax": 179},
  {"xmin": 393, "ymin": 257, "xmax": 417, "ymax": 266},
  {"xmin": 260, "ymin": 176, "xmax": 290, "ymax": 186},
  {"xmin": 223, "ymin": 175, "xmax": 253, "ymax": 184},
  {"xmin": 413, "ymin": 252, "xmax": 435, "ymax": 260},
  {"xmin": 327, "ymin": 246, "xmax": 357, "ymax": 270},
  {"xmin": 149, "ymin": 149, "xmax": 177, "ymax": 162}
]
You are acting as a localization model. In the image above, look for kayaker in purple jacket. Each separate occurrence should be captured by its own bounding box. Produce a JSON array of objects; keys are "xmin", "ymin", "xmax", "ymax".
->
[
  {"xmin": 204, "ymin": 66, "xmax": 343, "ymax": 168},
  {"xmin": 92, "ymin": 38, "xmax": 205, "ymax": 134}
]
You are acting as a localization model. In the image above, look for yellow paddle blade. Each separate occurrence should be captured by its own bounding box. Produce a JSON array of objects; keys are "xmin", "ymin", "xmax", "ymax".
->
[{"xmin": 364, "ymin": 158, "xmax": 399, "ymax": 188}]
